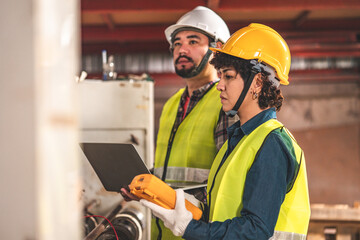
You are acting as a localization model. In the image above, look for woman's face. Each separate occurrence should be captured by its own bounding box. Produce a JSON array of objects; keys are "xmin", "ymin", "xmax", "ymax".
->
[{"xmin": 216, "ymin": 66, "xmax": 244, "ymax": 112}]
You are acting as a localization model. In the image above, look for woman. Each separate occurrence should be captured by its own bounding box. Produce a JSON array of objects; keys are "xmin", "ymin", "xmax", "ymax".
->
[{"xmin": 141, "ymin": 23, "xmax": 310, "ymax": 240}]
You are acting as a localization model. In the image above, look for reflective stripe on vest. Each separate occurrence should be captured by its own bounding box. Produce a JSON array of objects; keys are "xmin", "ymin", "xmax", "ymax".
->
[
  {"xmin": 154, "ymin": 84, "xmax": 222, "ymax": 184},
  {"xmin": 270, "ymin": 230, "xmax": 306, "ymax": 240},
  {"xmin": 208, "ymin": 119, "xmax": 310, "ymax": 236},
  {"xmin": 154, "ymin": 167, "xmax": 210, "ymax": 184}
]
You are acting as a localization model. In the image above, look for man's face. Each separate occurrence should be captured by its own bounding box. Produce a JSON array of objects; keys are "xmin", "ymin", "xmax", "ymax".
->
[{"xmin": 172, "ymin": 30, "xmax": 210, "ymax": 78}]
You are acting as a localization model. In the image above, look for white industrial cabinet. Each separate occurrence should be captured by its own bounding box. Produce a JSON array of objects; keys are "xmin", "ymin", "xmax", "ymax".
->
[{"xmin": 78, "ymin": 79, "xmax": 154, "ymax": 240}]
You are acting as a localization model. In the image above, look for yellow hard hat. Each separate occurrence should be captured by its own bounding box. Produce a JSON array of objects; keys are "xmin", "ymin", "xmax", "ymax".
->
[{"xmin": 210, "ymin": 23, "xmax": 291, "ymax": 85}]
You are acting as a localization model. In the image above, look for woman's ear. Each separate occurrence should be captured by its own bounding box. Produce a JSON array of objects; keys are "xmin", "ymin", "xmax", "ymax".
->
[{"xmin": 254, "ymin": 73, "xmax": 263, "ymax": 92}]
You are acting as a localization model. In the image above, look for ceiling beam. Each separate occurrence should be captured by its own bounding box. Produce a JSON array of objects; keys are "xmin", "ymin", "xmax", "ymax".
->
[
  {"xmin": 293, "ymin": 10, "xmax": 311, "ymax": 28},
  {"xmin": 290, "ymin": 43, "xmax": 360, "ymax": 57},
  {"xmin": 81, "ymin": 19, "xmax": 359, "ymax": 40},
  {"xmin": 290, "ymin": 70, "xmax": 360, "ymax": 83},
  {"xmin": 82, "ymin": 25, "xmax": 167, "ymax": 43},
  {"xmin": 214, "ymin": 0, "xmax": 360, "ymax": 11},
  {"xmin": 207, "ymin": 0, "xmax": 221, "ymax": 10},
  {"xmin": 82, "ymin": 40, "xmax": 360, "ymax": 57},
  {"xmin": 82, "ymin": 42, "xmax": 169, "ymax": 54},
  {"xmin": 82, "ymin": 19, "xmax": 360, "ymax": 43},
  {"xmin": 81, "ymin": 0, "xmax": 206, "ymax": 13},
  {"xmin": 226, "ymin": 18, "xmax": 360, "ymax": 33},
  {"xmin": 282, "ymin": 31, "xmax": 358, "ymax": 44},
  {"xmin": 101, "ymin": 14, "xmax": 115, "ymax": 30},
  {"xmin": 81, "ymin": 0, "xmax": 360, "ymax": 13},
  {"xmin": 82, "ymin": 28, "xmax": 359, "ymax": 45}
]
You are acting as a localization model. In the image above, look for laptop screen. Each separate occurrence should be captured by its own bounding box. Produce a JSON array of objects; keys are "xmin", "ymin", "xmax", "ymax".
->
[{"xmin": 80, "ymin": 143, "xmax": 150, "ymax": 192}]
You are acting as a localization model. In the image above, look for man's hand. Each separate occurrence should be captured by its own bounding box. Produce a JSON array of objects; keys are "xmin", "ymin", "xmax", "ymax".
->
[
  {"xmin": 140, "ymin": 189, "xmax": 193, "ymax": 236},
  {"xmin": 120, "ymin": 186, "xmax": 140, "ymax": 202}
]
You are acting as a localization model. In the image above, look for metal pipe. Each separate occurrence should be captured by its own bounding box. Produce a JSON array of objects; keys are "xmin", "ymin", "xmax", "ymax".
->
[{"xmin": 84, "ymin": 203, "xmax": 123, "ymax": 240}]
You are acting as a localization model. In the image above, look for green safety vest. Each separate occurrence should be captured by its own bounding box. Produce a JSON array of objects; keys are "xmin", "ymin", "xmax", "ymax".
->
[
  {"xmin": 208, "ymin": 119, "xmax": 310, "ymax": 240},
  {"xmin": 152, "ymin": 83, "xmax": 222, "ymax": 240}
]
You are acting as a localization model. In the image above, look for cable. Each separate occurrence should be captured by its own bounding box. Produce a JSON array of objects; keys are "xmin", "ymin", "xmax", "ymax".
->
[{"xmin": 84, "ymin": 215, "xmax": 119, "ymax": 240}]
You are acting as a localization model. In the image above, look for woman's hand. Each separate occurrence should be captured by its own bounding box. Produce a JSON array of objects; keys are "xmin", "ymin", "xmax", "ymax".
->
[{"xmin": 140, "ymin": 189, "xmax": 193, "ymax": 236}]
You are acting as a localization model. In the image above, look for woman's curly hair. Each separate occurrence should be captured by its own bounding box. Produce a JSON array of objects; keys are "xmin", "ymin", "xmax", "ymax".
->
[{"xmin": 210, "ymin": 52, "xmax": 284, "ymax": 111}]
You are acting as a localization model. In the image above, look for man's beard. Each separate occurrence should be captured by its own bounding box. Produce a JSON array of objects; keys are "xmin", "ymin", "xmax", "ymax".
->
[
  {"xmin": 175, "ymin": 56, "xmax": 197, "ymax": 78},
  {"xmin": 175, "ymin": 65, "xmax": 197, "ymax": 78}
]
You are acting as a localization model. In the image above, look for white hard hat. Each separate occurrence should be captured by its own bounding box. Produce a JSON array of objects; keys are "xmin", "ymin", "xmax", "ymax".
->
[{"xmin": 165, "ymin": 6, "xmax": 230, "ymax": 45}]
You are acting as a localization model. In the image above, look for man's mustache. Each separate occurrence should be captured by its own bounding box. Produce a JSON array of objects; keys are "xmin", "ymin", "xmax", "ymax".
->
[{"xmin": 175, "ymin": 55, "xmax": 194, "ymax": 64}]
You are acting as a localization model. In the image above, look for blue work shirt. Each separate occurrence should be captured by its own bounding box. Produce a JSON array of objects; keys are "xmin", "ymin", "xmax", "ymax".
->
[{"xmin": 183, "ymin": 108, "xmax": 299, "ymax": 240}]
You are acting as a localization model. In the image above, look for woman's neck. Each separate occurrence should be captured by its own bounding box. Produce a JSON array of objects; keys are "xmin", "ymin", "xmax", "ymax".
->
[{"xmin": 238, "ymin": 104, "xmax": 267, "ymax": 126}]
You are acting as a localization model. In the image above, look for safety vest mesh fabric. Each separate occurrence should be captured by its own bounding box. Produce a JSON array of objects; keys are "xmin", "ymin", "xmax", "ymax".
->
[
  {"xmin": 207, "ymin": 119, "xmax": 310, "ymax": 239},
  {"xmin": 154, "ymin": 84, "xmax": 222, "ymax": 184}
]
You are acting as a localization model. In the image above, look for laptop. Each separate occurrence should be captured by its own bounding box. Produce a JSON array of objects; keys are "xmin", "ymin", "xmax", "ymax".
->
[
  {"xmin": 80, "ymin": 142, "xmax": 206, "ymax": 192},
  {"xmin": 80, "ymin": 143, "xmax": 150, "ymax": 192}
]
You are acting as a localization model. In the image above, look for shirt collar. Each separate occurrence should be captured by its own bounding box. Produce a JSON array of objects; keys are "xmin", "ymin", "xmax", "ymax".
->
[
  {"xmin": 182, "ymin": 81, "xmax": 217, "ymax": 98},
  {"xmin": 227, "ymin": 120, "xmax": 241, "ymax": 138},
  {"xmin": 227, "ymin": 107, "xmax": 277, "ymax": 139},
  {"xmin": 241, "ymin": 107, "xmax": 277, "ymax": 135}
]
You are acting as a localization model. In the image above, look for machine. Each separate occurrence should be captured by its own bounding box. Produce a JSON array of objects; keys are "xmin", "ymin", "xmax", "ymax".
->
[{"xmin": 78, "ymin": 78, "xmax": 154, "ymax": 240}]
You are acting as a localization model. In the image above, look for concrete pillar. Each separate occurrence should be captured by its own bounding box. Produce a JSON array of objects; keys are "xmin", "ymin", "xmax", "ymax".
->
[{"xmin": 0, "ymin": 0, "xmax": 81, "ymax": 239}]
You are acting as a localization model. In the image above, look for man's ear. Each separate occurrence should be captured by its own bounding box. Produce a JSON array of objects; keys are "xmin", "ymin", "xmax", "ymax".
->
[{"xmin": 216, "ymin": 41, "xmax": 223, "ymax": 49}]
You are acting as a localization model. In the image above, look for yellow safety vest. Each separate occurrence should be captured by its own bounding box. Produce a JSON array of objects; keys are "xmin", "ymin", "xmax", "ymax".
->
[
  {"xmin": 207, "ymin": 119, "xmax": 310, "ymax": 240},
  {"xmin": 154, "ymin": 84, "xmax": 222, "ymax": 184},
  {"xmin": 152, "ymin": 84, "xmax": 222, "ymax": 240}
]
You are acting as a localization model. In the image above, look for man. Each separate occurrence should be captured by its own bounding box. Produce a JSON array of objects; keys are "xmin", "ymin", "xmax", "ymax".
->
[
  {"xmin": 154, "ymin": 6, "xmax": 233, "ymax": 189},
  {"xmin": 154, "ymin": 6, "xmax": 237, "ymax": 240},
  {"xmin": 122, "ymin": 6, "xmax": 236, "ymax": 240}
]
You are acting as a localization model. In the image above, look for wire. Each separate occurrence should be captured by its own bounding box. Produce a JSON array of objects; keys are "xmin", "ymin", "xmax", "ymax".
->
[{"xmin": 84, "ymin": 215, "xmax": 119, "ymax": 240}]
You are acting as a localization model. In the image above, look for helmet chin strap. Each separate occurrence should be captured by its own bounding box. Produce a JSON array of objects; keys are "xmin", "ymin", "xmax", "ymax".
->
[
  {"xmin": 182, "ymin": 48, "xmax": 213, "ymax": 78},
  {"xmin": 225, "ymin": 63, "xmax": 261, "ymax": 117}
]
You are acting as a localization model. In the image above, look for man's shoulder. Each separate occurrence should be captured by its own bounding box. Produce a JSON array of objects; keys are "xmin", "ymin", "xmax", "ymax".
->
[
  {"xmin": 161, "ymin": 88, "xmax": 186, "ymax": 109},
  {"xmin": 164, "ymin": 87, "xmax": 185, "ymax": 101}
]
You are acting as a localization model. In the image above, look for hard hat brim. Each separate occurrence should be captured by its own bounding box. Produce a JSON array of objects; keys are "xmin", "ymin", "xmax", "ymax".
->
[
  {"xmin": 165, "ymin": 24, "xmax": 224, "ymax": 45},
  {"xmin": 209, "ymin": 47, "xmax": 290, "ymax": 85},
  {"xmin": 209, "ymin": 47, "xmax": 223, "ymax": 54}
]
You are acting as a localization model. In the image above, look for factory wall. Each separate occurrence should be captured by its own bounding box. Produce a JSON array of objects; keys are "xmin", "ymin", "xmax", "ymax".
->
[{"xmin": 281, "ymin": 81, "xmax": 360, "ymax": 206}]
